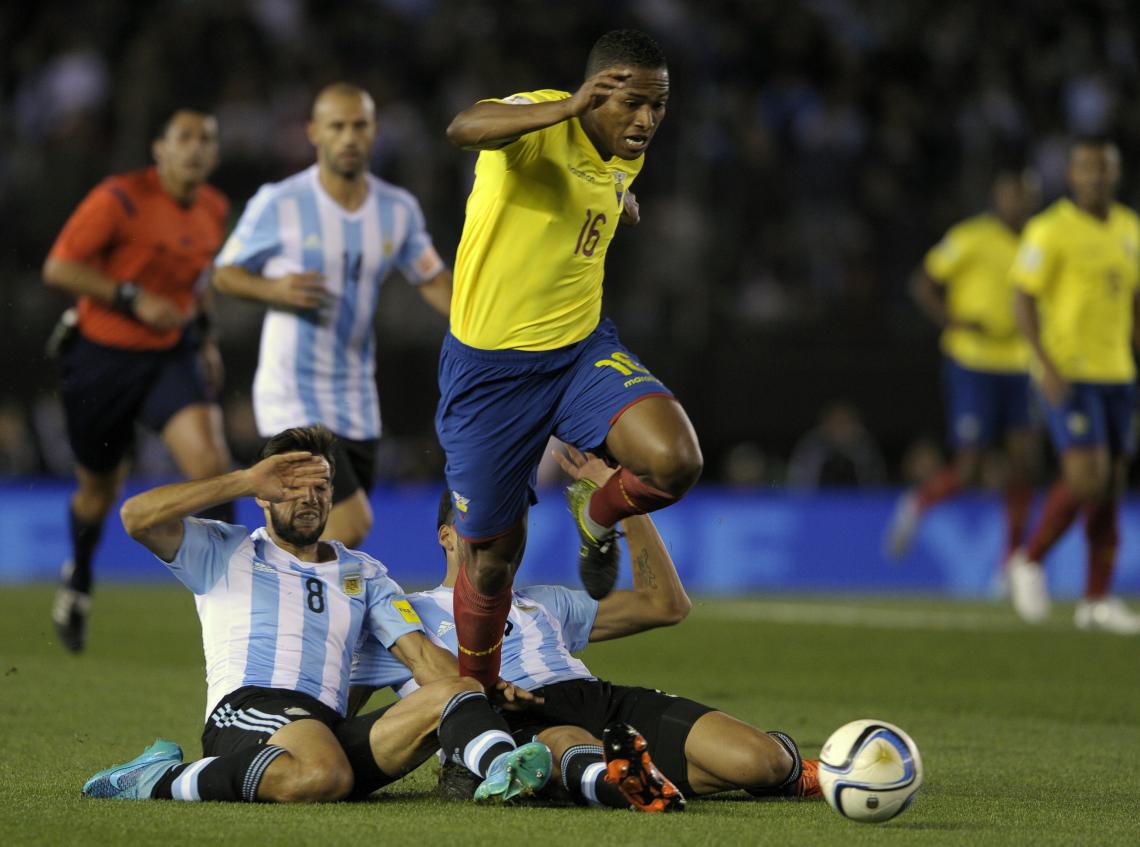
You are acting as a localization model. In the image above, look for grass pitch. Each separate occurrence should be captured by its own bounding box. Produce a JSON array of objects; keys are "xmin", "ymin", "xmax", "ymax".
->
[{"xmin": 1, "ymin": 586, "xmax": 1138, "ymax": 846}]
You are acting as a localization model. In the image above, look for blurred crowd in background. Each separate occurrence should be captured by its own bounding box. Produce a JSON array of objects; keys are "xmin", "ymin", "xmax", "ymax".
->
[{"xmin": 2, "ymin": 0, "xmax": 1139, "ymax": 486}]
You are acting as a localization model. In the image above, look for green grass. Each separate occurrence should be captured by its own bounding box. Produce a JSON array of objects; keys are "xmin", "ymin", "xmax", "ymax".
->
[{"xmin": 2, "ymin": 587, "xmax": 1138, "ymax": 846}]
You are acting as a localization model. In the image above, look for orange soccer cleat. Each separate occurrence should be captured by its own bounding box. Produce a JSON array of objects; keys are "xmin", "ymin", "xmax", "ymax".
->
[
  {"xmin": 602, "ymin": 722, "xmax": 686, "ymax": 813},
  {"xmin": 794, "ymin": 758, "xmax": 822, "ymax": 798}
]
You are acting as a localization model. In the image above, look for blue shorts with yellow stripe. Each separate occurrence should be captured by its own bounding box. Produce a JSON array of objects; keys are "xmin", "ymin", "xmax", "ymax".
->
[
  {"xmin": 435, "ymin": 318, "xmax": 672, "ymax": 541},
  {"xmin": 1042, "ymin": 381, "xmax": 1137, "ymax": 456}
]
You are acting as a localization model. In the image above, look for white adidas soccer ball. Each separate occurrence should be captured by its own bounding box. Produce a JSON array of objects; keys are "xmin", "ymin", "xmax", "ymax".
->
[{"xmin": 818, "ymin": 719, "xmax": 923, "ymax": 823}]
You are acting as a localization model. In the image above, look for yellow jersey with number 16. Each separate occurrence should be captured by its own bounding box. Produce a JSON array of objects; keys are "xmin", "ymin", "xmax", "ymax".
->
[
  {"xmin": 450, "ymin": 89, "xmax": 643, "ymax": 351},
  {"xmin": 1010, "ymin": 198, "xmax": 1140, "ymax": 383}
]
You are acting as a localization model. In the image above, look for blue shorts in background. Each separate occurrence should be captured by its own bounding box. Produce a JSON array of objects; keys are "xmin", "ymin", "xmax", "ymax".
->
[
  {"xmin": 435, "ymin": 319, "xmax": 673, "ymax": 540},
  {"xmin": 1042, "ymin": 381, "xmax": 1137, "ymax": 456},
  {"xmin": 942, "ymin": 358, "xmax": 1032, "ymax": 449}
]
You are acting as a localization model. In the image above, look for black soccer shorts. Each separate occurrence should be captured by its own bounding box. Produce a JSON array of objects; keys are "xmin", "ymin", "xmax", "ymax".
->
[
  {"xmin": 503, "ymin": 678, "xmax": 714, "ymax": 797},
  {"xmin": 201, "ymin": 686, "xmax": 342, "ymax": 758}
]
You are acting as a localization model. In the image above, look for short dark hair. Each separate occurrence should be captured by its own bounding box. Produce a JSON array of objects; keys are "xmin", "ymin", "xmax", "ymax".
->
[
  {"xmin": 151, "ymin": 106, "xmax": 214, "ymax": 141},
  {"xmin": 259, "ymin": 425, "xmax": 337, "ymax": 479},
  {"xmin": 585, "ymin": 29, "xmax": 666, "ymax": 77},
  {"xmin": 437, "ymin": 489, "xmax": 456, "ymax": 530}
]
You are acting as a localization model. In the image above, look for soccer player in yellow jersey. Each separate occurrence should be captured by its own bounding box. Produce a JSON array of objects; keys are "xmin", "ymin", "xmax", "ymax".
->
[
  {"xmin": 886, "ymin": 169, "xmax": 1040, "ymax": 572},
  {"xmin": 1007, "ymin": 137, "xmax": 1140, "ymax": 635},
  {"xmin": 437, "ymin": 30, "xmax": 703, "ymax": 687}
]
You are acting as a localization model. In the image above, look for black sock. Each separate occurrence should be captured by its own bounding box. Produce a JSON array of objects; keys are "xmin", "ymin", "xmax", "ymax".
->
[
  {"xmin": 749, "ymin": 730, "xmax": 802, "ymax": 795},
  {"xmin": 152, "ymin": 745, "xmax": 287, "ymax": 802},
  {"xmin": 334, "ymin": 708, "xmax": 390, "ymax": 799},
  {"xmin": 560, "ymin": 744, "xmax": 627, "ymax": 808},
  {"xmin": 197, "ymin": 502, "xmax": 235, "ymax": 523},
  {"xmin": 65, "ymin": 507, "xmax": 104, "ymax": 594},
  {"xmin": 437, "ymin": 690, "xmax": 515, "ymax": 777}
]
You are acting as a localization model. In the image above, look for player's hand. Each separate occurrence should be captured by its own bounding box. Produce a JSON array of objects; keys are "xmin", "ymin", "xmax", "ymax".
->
[
  {"xmin": 247, "ymin": 451, "xmax": 330, "ymax": 502},
  {"xmin": 565, "ymin": 70, "xmax": 631, "ymax": 117},
  {"xmin": 619, "ymin": 190, "xmax": 640, "ymax": 226},
  {"xmin": 132, "ymin": 290, "xmax": 186, "ymax": 332},
  {"xmin": 198, "ymin": 339, "xmax": 225, "ymax": 396},
  {"xmin": 489, "ymin": 678, "xmax": 543, "ymax": 711},
  {"xmin": 1041, "ymin": 364, "xmax": 1071, "ymax": 407},
  {"xmin": 270, "ymin": 271, "xmax": 329, "ymax": 310},
  {"xmin": 552, "ymin": 445, "xmax": 618, "ymax": 487}
]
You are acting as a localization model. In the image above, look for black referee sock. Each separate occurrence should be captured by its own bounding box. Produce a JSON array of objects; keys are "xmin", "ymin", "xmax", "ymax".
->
[
  {"xmin": 767, "ymin": 730, "xmax": 803, "ymax": 791},
  {"xmin": 196, "ymin": 502, "xmax": 235, "ymax": 524},
  {"xmin": 560, "ymin": 744, "xmax": 627, "ymax": 809},
  {"xmin": 152, "ymin": 745, "xmax": 287, "ymax": 802},
  {"xmin": 65, "ymin": 507, "xmax": 104, "ymax": 594},
  {"xmin": 437, "ymin": 690, "xmax": 516, "ymax": 777}
]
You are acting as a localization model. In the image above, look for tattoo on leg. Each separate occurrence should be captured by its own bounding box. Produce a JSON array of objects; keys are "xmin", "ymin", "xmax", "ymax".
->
[{"xmin": 635, "ymin": 548, "xmax": 657, "ymax": 589}]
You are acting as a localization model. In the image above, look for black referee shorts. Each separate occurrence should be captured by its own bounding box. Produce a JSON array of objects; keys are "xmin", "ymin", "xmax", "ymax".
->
[
  {"xmin": 59, "ymin": 333, "xmax": 211, "ymax": 473},
  {"xmin": 503, "ymin": 678, "xmax": 714, "ymax": 797}
]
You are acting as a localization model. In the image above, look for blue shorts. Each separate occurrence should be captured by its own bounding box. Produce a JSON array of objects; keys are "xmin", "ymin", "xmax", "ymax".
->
[
  {"xmin": 59, "ymin": 333, "xmax": 212, "ymax": 473},
  {"xmin": 435, "ymin": 319, "xmax": 673, "ymax": 540},
  {"xmin": 1042, "ymin": 381, "xmax": 1137, "ymax": 456},
  {"xmin": 942, "ymin": 358, "xmax": 1032, "ymax": 449}
]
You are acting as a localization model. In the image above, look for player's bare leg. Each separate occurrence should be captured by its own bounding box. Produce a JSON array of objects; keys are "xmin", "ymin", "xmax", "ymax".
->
[
  {"xmin": 53, "ymin": 462, "xmax": 128, "ymax": 652},
  {"xmin": 322, "ymin": 489, "xmax": 373, "ymax": 547},
  {"xmin": 255, "ymin": 719, "xmax": 355, "ymax": 802},
  {"xmin": 1011, "ymin": 446, "xmax": 1110, "ymax": 623},
  {"xmin": 162, "ymin": 402, "xmax": 234, "ymax": 521},
  {"xmin": 680, "ymin": 712, "xmax": 817, "ymax": 797},
  {"xmin": 1075, "ymin": 455, "xmax": 1140, "ymax": 633},
  {"xmin": 886, "ymin": 447, "xmax": 979, "ymax": 559},
  {"xmin": 568, "ymin": 396, "xmax": 702, "ymax": 599},
  {"xmin": 453, "ymin": 522, "xmax": 527, "ymax": 687},
  {"xmin": 997, "ymin": 428, "xmax": 1036, "ymax": 587}
]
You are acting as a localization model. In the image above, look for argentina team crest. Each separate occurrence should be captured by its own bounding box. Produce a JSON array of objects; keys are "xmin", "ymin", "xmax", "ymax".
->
[{"xmin": 342, "ymin": 572, "xmax": 362, "ymax": 596}]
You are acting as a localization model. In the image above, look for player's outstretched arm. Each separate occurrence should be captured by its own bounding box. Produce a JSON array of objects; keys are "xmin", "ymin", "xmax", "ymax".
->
[
  {"xmin": 551, "ymin": 446, "xmax": 692, "ymax": 642},
  {"xmin": 388, "ymin": 632, "xmax": 538, "ymax": 707},
  {"xmin": 445, "ymin": 70, "xmax": 632, "ymax": 150},
  {"xmin": 120, "ymin": 452, "xmax": 328, "ymax": 561}
]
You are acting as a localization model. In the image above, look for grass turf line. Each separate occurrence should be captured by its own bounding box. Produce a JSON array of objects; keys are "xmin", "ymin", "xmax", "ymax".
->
[{"xmin": 1, "ymin": 587, "xmax": 1138, "ymax": 846}]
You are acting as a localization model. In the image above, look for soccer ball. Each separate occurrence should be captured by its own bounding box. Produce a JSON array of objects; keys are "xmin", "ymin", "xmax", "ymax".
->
[{"xmin": 818, "ymin": 719, "xmax": 923, "ymax": 823}]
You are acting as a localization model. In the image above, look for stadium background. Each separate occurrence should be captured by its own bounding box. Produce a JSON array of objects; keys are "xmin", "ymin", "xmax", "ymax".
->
[{"xmin": 2, "ymin": 0, "xmax": 1140, "ymax": 596}]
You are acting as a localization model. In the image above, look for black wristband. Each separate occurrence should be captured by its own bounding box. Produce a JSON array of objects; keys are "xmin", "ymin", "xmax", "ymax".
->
[{"xmin": 112, "ymin": 281, "xmax": 141, "ymax": 314}]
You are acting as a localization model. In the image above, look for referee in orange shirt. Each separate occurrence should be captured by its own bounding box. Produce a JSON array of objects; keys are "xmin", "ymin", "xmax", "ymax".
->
[{"xmin": 44, "ymin": 107, "xmax": 233, "ymax": 652}]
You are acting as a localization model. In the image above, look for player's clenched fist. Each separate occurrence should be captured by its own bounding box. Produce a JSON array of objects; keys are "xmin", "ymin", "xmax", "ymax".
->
[{"xmin": 270, "ymin": 271, "xmax": 328, "ymax": 310}]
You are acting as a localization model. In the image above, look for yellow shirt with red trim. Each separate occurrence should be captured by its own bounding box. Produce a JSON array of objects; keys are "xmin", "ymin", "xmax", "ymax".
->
[
  {"xmin": 924, "ymin": 213, "xmax": 1028, "ymax": 373},
  {"xmin": 450, "ymin": 89, "xmax": 643, "ymax": 351},
  {"xmin": 1010, "ymin": 198, "xmax": 1140, "ymax": 383}
]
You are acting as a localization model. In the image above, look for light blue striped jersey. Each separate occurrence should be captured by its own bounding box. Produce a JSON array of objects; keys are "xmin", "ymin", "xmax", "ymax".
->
[
  {"xmin": 165, "ymin": 518, "xmax": 425, "ymax": 719},
  {"xmin": 350, "ymin": 584, "xmax": 599, "ymax": 694},
  {"xmin": 216, "ymin": 165, "xmax": 445, "ymax": 440}
]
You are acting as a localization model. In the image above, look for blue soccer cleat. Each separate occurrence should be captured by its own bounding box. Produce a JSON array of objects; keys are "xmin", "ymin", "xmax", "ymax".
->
[
  {"xmin": 473, "ymin": 741, "xmax": 552, "ymax": 803},
  {"xmin": 82, "ymin": 739, "xmax": 183, "ymax": 800}
]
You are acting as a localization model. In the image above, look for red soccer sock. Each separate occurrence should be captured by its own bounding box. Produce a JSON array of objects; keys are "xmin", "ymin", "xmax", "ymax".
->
[
  {"xmin": 1084, "ymin": 501, "xmax": 1119, "ymax": 600},
  {"xmin": 915, "ymin": 466, "xmax": 962, "ymax": 510},
  {"xmin": 1003, "ymin": 480, "xmax": 1034, "ymax": 559},
  {"xmin": 1025, "ymin": 481, "xmax": 1082, "ymax": 563},
  {"xmin": 587, "ymin": 467, "xmax": 677, "ymax": 528},
  {"xmin": 453, "ymin": 564, "xmax": 512, "ymax": 690}
]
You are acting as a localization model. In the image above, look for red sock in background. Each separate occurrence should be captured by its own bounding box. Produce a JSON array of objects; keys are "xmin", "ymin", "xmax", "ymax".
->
[
  {"xmin": 916, "ymin": 466, "xmax": 963, "ymax": 510},
  {"xmin": 587, "ymin": 467, "xmax": 677, "ymax": 528},
  {"xmin": 1084, "ymin": 500, "xmax": 1119, "ymax": 600},
  {"xmin": 1025, "ymin": 481, "xmax": 1082, "ymax": 563},
  {"xmin": 452, "ymin": 564, "xmax": 512, "ymax": 689},
  {"xmin": 1003, "ymin": 480, "xmax": 1033, "ymax": 560}
]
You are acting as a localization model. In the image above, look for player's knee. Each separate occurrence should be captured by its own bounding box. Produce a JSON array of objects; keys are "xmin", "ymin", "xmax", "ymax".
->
[
  {"xmin": 280, "ymin": 757, "xmax": 354, "ymax": 803},
  {"xmin": 1065, "ymin": 469, "xmax": 1109, "ymax": 503},
  {"xmin": 644, "ymin": 439, "xmax": 703, "ymax": 497},
  {"xmin": 740, "ymin": 732, "xmax": 794, "ymax": 789},
  {"xmin": 534, "ymin": 725, "xmax": 595, "ymax": 762}
]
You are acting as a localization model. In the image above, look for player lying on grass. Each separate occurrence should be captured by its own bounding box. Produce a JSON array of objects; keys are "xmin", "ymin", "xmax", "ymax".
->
[
  {"xmin": 82, "ymin": 424, "xmax": 550, "ymax": 804},
  {"xmin": 349, "ymin": 447, "xmax": 820, "ymax": 811}
]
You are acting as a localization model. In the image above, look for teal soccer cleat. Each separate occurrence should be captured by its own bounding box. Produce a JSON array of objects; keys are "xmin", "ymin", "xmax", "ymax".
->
[
  {"xmin": 473, "ymin": 741, "xmax": 552, "ymax": 803},
  {"xmin": 82, "ymin": 739, "xmax": 183, "ymax": 800}
]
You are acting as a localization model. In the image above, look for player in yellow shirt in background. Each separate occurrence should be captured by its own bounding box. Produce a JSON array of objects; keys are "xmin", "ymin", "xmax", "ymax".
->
[
  {"xmin": 887, "ymin": 169, "xmax": 1041, "ymax": 584},
  {"xmin": 1007, "ymin": 137, "xmax": 1140, "ymax": 634},
  {"xmin": 437, "ymin": 30, "xmax": 703, "ymax": 688}
]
